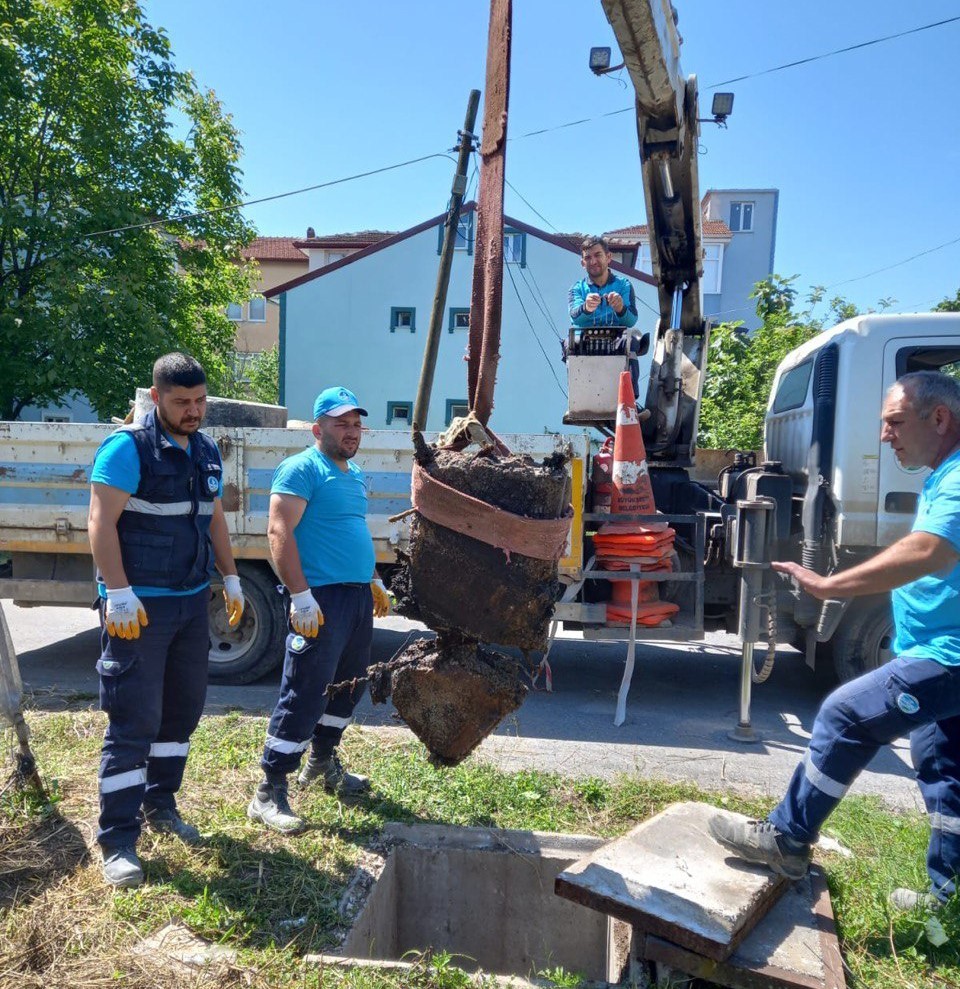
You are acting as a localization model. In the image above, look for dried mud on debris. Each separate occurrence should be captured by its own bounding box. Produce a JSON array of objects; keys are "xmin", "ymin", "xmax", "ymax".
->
[
  {"xmin": 366, "ymin": 636, "xmax": 527, "ymax": 767},
  {"xmin": 391, "ymin": 441, "xmax": 570, "ymax": 652},
  {"xmin": 382, "ymin": 440, "xmax": 570, "ymax": 764}
]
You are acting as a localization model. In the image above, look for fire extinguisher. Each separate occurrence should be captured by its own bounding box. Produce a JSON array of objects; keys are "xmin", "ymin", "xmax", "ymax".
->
[{"xmin": 591, "ymin": 438, "xmax": 614, "ymax": 514}]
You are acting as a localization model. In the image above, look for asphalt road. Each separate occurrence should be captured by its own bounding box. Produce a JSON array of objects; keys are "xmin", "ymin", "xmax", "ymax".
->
[{"xmin": 4, "ymin": 601, "xmax": 923, "ymax": 813}]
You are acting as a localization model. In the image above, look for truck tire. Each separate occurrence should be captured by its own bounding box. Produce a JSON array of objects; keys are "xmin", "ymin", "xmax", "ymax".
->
[
  {"xmin": 207, "ymin": 562, "xmax": 286, "ymax": 685},
  {"xmin": 829, "ymin": 596, "xmax": 896, "ymax": 683}
]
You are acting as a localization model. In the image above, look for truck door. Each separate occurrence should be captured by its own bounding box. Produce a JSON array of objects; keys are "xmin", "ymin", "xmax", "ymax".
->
[{"xmin": 878, "ymin": 338, "xmax": 960, "ymax": 545}]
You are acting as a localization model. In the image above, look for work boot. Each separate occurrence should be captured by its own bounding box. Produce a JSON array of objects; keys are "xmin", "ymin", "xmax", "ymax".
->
[
  {"xmin": 102, "ymin": 846, "xmax": 144, "ymax": 888},
  {"xmin": 708, "ymin": 815, "xmax": 812, "ymax": 881},
  {"xmin": 298, "ymin": 749, "xmax": 370, "ymax": 796},
  {"xmin": 247, "ymin": 779, "xmax": 305, "ymax": 833},
  {"xmin": 142, "ymin": 805, "xmax": 201, "ymax": 845},
  {"xmin": 889, "ymin": 888, "xmax": 943, "ymax": 913}
]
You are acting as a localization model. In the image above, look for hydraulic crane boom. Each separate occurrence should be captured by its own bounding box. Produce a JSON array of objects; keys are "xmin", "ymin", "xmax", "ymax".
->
[{"xmin": 601, "ymin": 0, "xmax": 709, "ymax": 466}]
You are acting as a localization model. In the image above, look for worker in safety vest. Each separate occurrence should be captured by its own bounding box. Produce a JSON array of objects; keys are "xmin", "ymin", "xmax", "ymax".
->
[{"xmin": 88, "ymin": 353, "xmax": 244, "ymax": 888}]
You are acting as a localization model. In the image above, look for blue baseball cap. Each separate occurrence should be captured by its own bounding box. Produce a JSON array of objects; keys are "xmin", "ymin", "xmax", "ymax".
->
[{"xmin": 313, "ymin": 386, "xmax": 368, "ymax": 421}]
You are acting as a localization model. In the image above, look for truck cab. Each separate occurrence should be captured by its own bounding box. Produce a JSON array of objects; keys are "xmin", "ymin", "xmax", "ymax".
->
[{"xmin": 765, "ymin": 312, "xmax": 960, "ymax": 679}]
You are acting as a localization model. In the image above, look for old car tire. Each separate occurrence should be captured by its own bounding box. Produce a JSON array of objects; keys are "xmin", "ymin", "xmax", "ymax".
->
[{"xmin": 830, "ymin": 596, "xmax": 896, "ymax": 684}]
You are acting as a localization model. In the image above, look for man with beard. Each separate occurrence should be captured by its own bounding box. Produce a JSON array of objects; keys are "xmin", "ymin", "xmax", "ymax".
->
[
  {"xmin": 248, "ymin": 386, "xmax": 391, "ymax": 833},
  {"xmin": 88, "ymin": 352, "xmax": 244, "ymax": 887},
  {"xmin": 568, "ymin": 236, "xmax": 645, "ymax": 403}
]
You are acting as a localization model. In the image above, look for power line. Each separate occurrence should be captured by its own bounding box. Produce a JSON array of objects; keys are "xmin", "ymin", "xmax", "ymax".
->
[
  {"xmin": 707, "ymin": 15, "xmax": 960, "ymax": 88},
  {"xmin": 514, "ymin": 261, "xmax": 564, "ymax": 341},
  {"xmin": 82, "ymin": 152, "xmax": 456, "ymax": 240},
  {"xmin": 505, "ymin": 15, "xmax": 960, "ymax": 141},
  {"xmin": 824, "ymin": 236, "xmax": 960, "ymax": 289},
  {"xmin": 504, "ymin": 261, "xmax": 568, "ymax": 398}
]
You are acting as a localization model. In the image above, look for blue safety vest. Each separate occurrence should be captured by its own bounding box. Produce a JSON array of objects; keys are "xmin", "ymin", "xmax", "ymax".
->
[{"xmin": 112, "ymin": 409, "xmax": 222, "ymax": 591}]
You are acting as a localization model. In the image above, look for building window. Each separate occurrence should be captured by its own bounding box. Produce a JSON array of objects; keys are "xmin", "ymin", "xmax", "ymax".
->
[
  {"xmin": 438, "ymin": 211, "xmax": 474, "ymax": 254},
  {"xmin": 390, "ymin": 307, "xmax": 416, "ymax": 333},
  {"xmin": 701, "ymin": 243, "xmax": 724, "ymax": 294},
  {"xmin": 637, "ymin": 241, "xmax": 653, "ymax": 276},
  {"xmin": 448, "ymin": 308, "xmax": 470, "ymax": 332},
  {"xmin": 445, "ymin": 399, "xmax": 469, "ymax": 425},
  {"xmin": 504, "ymin": 229, "xmax": 526, "ymax": 266},
  {"xmin": 247, "ymin": 297, "xmax": 266, "ymax": 322},
  {"xmin": 610, "ymin": 249, "xmax": 634, "ymax": 268},
  {"xmin": 226, "ymin": 302, "xmax": 243, "ymax": 321},
  {"xmin": 386, "ymin": 401, "xmax": 412, "ymax": 426},
  {"xmin": 324, "ymin": 250, "xmax": 347, "ymax": 265},
  {"xmin": 42, "ymin": 413, "xmax": 70, "ymax": 423},
  {"xmin": 729, "ymin": 201, "xmax": 754, "ymax": 232}
]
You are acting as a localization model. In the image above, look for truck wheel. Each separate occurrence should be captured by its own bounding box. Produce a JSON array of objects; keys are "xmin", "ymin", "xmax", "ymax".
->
[
  {"xmin": 830, "ymin": 597, "xmax": 895, "ymax": 683},
  {"xmin": 207, "ymin": 563, "xmax": 286, "ymax": 685}
]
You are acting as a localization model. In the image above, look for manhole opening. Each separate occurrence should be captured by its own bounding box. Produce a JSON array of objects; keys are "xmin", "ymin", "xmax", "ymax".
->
[{"xmin": 337, "ymin": 825, "xmax": 628, "ymax": 984}]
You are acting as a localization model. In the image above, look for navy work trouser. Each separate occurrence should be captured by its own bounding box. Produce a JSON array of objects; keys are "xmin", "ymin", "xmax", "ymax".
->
[
  {"xmin": 260, "ymin": 583, "xmax": 373, "ymax": 781},
  {"xmin": 97, "ymin": 589, "xmax": 209, "ymax": 850},
  {"xmin": 770, "ymin": 655, "xmax": 960, "ymax": 901}
]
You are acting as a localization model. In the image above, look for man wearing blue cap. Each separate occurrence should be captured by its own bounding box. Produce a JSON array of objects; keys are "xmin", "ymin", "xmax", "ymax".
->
[{"xmin": 248, "ymin": 386, "xmax": 392, "ymax": 832}]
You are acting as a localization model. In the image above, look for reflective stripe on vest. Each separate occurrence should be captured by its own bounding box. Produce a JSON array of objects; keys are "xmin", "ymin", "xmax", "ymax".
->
[{"xmin": 124, "ymin": 498, "xmax": 215, "ymax": 516}]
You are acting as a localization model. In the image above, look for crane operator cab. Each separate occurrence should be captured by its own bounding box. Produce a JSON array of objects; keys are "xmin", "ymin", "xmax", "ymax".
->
[{"xmin": 562, "ymin": 326, "xmax": 650, "ymax": 428}]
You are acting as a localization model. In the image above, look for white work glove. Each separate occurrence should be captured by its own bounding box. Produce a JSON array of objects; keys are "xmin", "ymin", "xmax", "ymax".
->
[
  {"xmin": 371, "ymin": 578, "xmax": 392, "ymax": 618},
  {"xmin": 290, "ymin": 588, "xmax": 323, "ymax": 637},
  {"xmin": 222, "ymin": 574, "xmax": 244, "ymax": 628},
  {"xmin": 104, "ymin": 586, "xmax": 148, "ymax": 640}
]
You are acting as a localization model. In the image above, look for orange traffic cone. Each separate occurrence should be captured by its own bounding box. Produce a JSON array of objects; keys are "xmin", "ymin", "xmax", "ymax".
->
[{"xmin": 610, "ymin": 371, "xmax": 656, "ymax": 516}]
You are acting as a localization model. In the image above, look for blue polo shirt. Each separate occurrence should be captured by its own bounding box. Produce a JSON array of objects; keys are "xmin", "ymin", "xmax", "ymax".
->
[
  {"xmin": 892, "ymin": 448, "xmax": 960, "ymax": 666},
  {"xmin": 271, "ymin": 446, "xmax": 376, "ymax": 588},
  {"xmin": 91, "ymin": 430, "xmax": 222, "ymax": 598}
]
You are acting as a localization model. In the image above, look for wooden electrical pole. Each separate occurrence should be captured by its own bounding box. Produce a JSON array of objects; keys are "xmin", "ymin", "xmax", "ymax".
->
[{"xmin": 412, "ymin": 89, "xmax": 481, "ymax": 433}]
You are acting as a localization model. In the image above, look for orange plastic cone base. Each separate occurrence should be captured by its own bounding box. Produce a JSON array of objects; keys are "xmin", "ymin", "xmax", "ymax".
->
[{"xmin": 610, "ymin": 371, "xmax": 656, "ymax": 515}]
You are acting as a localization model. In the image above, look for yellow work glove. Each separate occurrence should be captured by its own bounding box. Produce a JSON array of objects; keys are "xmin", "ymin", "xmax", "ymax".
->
[
  {"xmin": 222, "ymin": 574, "xmax": 244, "ymax": 628},
  {"xmin": 371, "ymin": 578, "xmax": 393, "ymax": 618},
  {"xmin": 104, "ymin": 586, "xmax": 148, "ymax": 640},
  {"xmin": 290, "ymin": 588, "xmax": 323, "ymax": 637}
]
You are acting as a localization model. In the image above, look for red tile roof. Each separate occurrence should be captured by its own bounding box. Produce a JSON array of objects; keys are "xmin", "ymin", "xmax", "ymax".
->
[
  {"xmin": 293, "ymin": 230, "xmax": 395, "ymax": 249},
  {"xmin": 604, "ymin": 220, "xmax": 732, "ymax": 243},
  {"xmin": 242, "ymin": 237, "xmax": 308, "ymax": 262}
]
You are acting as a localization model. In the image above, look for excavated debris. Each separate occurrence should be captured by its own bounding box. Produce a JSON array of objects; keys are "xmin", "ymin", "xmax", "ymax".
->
[
  {"xmin": 392, "ymin": 436, "xmax": 570, "ymax": 652},
  {"xmin": 367, "ymin": 635, "xmax": 527, "ymax": 766},
  {"xmin": 376, "ymin": 435, "xmax": 570, "ymax": 765}
]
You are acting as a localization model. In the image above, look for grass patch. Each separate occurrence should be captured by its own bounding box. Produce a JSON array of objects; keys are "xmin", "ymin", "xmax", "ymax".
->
[{"xmin": 0, "ymin": 710, "xmax": 956, "ymax": 988}]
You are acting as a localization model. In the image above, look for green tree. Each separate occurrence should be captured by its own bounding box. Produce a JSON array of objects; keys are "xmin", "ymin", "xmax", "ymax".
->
[
  {"xmin": 0, "ymin": 0, "xmax": 255, "ymax": 420},
  {"xmin": 934, "ymin": 289, "xmax": 960, "ymax": 313},
  {"xmin": 698, "ymin": 276, "xmax": 825, "ymax": 450},
  {"xmin": 245, "ymin": 345, "xmax": 280, "ymax": 405}
]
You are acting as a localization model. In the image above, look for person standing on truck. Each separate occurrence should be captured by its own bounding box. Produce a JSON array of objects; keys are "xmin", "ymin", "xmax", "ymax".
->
[
  {"xmin": 88, "ymin": 352, "xmax": 245, "ymax": 888},
  {"xmin": 710, "ymin": 370, "xmax": 960, "ymax": 912},
  {"xmin": 247, "ymin": 385, "xmax": 392, "ymax": 833},
  {"xmin": 567, "ymin": 236, "xmax": 644, "ymax": 399}
]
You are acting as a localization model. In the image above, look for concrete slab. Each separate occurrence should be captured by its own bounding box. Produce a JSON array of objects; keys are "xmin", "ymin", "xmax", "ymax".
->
[
  {"xmin": 643, "ymin": 865, "xmax": 845, "ymax": 989},
  {"xmin": 554, "ymin": 802, "xmax": 787, "ymax": 961}
]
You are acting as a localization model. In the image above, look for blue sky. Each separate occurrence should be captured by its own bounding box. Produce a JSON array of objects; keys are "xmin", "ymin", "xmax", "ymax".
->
[{"xmin": 145, "ymin": 0, "xmax": 960, "ymax": 319}]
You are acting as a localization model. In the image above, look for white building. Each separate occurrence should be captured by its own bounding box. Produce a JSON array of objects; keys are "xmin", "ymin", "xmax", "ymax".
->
[{"xmin": 266, "ymin": 203, "xmax": 659, "ymax": 434}]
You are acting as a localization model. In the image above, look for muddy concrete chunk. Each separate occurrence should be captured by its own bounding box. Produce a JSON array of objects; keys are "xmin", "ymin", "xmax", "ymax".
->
[
  {"xmin": 366, "ymin": 637, "xmax": 527, "ymax": 766},
  {"xmin": 393, "ymin": 444, "xmax": 570, "ymax": 652}
]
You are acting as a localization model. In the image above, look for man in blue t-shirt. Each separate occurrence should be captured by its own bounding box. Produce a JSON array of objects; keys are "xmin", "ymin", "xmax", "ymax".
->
[
  {"xmin": 710, "ymin": 370, "xmax": 960, "ymax": 912},
  {"xmin": 248, "ymin": 386, "xmax": 392, "ymax": 832},
  {"xmin": 89, "ymin": 353, "xmax": 244, "ymax": 888}
]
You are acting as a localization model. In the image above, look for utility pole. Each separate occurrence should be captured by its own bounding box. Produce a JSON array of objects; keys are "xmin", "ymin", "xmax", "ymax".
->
[{"xmin": 412, "ymin": 89, "xmax": 481, "ymax": 433}]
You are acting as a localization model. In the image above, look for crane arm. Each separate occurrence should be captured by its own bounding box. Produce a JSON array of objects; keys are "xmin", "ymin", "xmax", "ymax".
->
[{"xmin": 601, "ymin": 0, "xmax": 709, "ymax": 465}]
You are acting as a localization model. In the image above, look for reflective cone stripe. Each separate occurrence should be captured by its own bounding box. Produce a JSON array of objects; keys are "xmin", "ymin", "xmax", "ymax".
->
[{"xmin": 610, "ymin": 370, "xmax": 656, "ymax": 515}]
